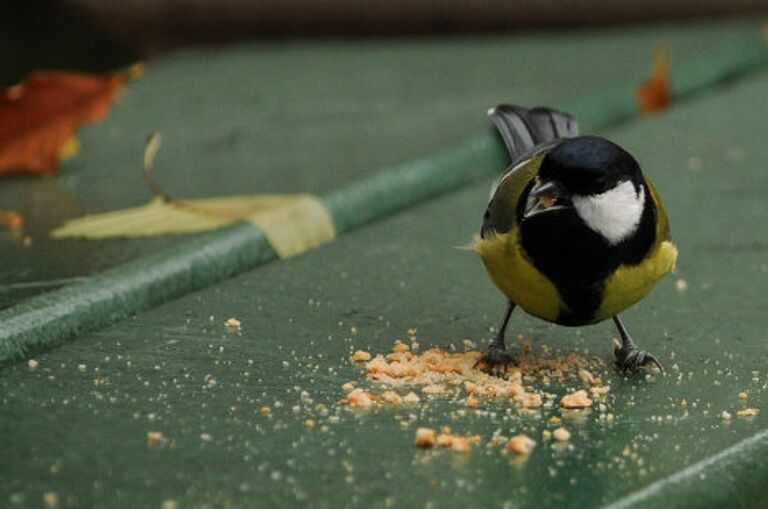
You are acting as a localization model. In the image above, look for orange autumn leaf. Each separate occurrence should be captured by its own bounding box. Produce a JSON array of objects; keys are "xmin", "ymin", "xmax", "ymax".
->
[
  {"xmin": 636, "ymin": 48, "xmax": 671, "ymax": 116},
  {"xmin": 0, "ymin": 66, "xmax": 140, "ymax": 176},
  {"xmin": 0, "ymin": 211, "xmax": 24, "ymax": 231}
]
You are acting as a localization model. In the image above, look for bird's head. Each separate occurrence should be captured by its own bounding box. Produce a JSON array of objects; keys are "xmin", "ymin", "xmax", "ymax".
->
[{"xmin": 523, "ymin": 136, "xmax": 647, "ymax": 245}]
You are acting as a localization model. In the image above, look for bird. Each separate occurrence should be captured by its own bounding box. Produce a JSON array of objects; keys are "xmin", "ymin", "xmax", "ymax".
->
[{"xmin": 473, "ymin": 105, "xmax": 677, "ymax": 373}]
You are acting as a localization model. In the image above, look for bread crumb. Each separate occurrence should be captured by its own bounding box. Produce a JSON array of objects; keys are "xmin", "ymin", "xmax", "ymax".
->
[
  {"xmin": 451, "ymin": 437, "xmax": 471, "ymax": 453},
  {"xmin": 675, "ymin": 279, "xmax": 688, "ymax": 292},
  {"xmin": 162, "ymin": 500, "xmax": 179, "ymax": 509},
  {"xmin": 548, "ymin": 416, "xmax": 562, "ymax": 426},
  {"xmin": 27, "ymin": 359, "xmax": 38, "ymax": 369},
  {"xmin": 350, "ymin": 350, "xmax": 372, "ymax": 362},
  {"xmin": 518, "ymin": 392, "xmax": 543, "ymax": 409},
  {"xmin": 147, "ymin": 431, "xmax": 165, "ymax": 446},
  {"xmin": 414, "ymin": 428, "xmax": 436, "ymax": 447},
  {"xmin": 381, "ymin": 391, "xmax": 403, "ymax": 405},
  {"xmin": 392, "ymin": 341, "xmax": 410, "ymax": 353},
  {"xmin": 553, "ymin": 428, "xmax": 571, "ymax": 442},
  {"xmin": 200, "ymin": 432, "xmax": 213, "ymax": 442},
  {"xmin": 578, "ymin": 369, "xmax": 594, "ymax": 384},
  {"xmin": 260, "ymin": 406, "xmax": 272, "ymax": 416},
  {"xmin": 506, "ymin": 434, "xmax": 536, "ymax": 455},
  {"xmin": 590, "ymin": 386, "xmax": 610, "ymax": 397},
  {"xmin": 403, "ymin": 392, "xmax": 421, "ymax": 404},
  {"xmin": 77, "ymin": 364, "xmax": 87, "ymax": 372},
  {"xmin": 341, "ymin": 382, "xmax": 356, "ymax": 392},
  {"xmin": 43, "ymin": 492, "xmax": 58, "ymax": 508},
  {"xmin": 436, "ymin": 433, "xmax": 454, "ymax": 447},
  {"xmin": 341, "ymin": 388, "xmax": 378, "ymax": 407},
  {"xmin": 305, "ymin": 419, "xmax": 316, "ymax": 429},
  {"xmin": 539, "ymin": 194, "xmax": 557, "ymax": 209},
  {"xmin": 224, "ymin": 317, "xmax": 241, "ymax": 329},
  {"xmin": 430, "ymin": 429, "xmax": 481, "ymax": 452},
  {"xmin": 422, "ymin": 384, "xmax": 446, "ymax": 395},
  {"xmin": 721, "ymin": 411, "xmax": 732, "ymax": 420},
  {"xmin": 736, "ymin": 408, "xmax": 759, "ymax": 418},
  {"xmin": 465, "ymin": 396, "xmax": 480, "ymax": 408},
  {"xmin": 561, "ymin": 390, "xmax": 593, "ymax": 409},
  {"xmin": 488, "ymin": 435, "xmax": 509, "ymax": 448},
  {"xmin": 738, "ymin": 391, "xmax": 748, "ymax": 400}
]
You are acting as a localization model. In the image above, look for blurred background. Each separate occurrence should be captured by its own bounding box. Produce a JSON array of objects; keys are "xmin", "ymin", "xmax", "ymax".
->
[
  {"xmin": 4, "ymin": 0, "xmax": 768, "ymax": 86},
  {"xmin": 2, "ymin": 0, "xmax": 768, "ymax": 308}
]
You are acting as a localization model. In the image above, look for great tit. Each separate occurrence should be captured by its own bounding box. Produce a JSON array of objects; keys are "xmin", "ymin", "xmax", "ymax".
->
[{"xmin": 473, "ymin": 105, "xmax": 677, "ymax": 372}]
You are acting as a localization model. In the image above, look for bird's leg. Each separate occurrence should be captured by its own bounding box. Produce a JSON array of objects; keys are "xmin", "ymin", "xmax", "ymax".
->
[
  {"xmin": 612, "ymin": 315, "xmax": 663, "ymax": 373},
  {"xmin": 474, "ymin": 302, "xmax": 518, "ymax": 374}
]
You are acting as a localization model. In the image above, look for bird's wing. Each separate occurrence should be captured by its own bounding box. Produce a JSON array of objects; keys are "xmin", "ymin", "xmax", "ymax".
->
[
  {"xmin": 644, "ymin": 175, "xmax": 671, "ymax": 241},
  {"xmin": 481, "ymin": 154, "xmax": 546, "ymax": 237},
  {"xmin": 488, "ymin": 105, "xmax": 579, "ymax": 163}
]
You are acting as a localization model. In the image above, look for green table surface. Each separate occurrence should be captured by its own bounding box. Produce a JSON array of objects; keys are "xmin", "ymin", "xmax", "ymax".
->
[
  {"xmin": 0, "ymin": 19, "xmax": 764, "ymax": 310},
  {"xmin": 2, "ymin": 60, "xmax": 767, "ymax": 507}
]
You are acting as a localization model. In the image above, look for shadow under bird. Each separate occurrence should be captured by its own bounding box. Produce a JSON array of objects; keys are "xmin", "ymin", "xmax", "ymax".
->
[{"xmin": 473, "ymin": 105, "xmax": 678, "ymax": 373}]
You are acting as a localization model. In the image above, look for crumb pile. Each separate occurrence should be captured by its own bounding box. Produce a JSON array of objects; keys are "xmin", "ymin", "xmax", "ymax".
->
[
  {"xmin": 343, "ymin": 341, "xmax": 607, "ymax": 412},
  {"xmin": 341, "ymin": 339, "xmax": 612, "ymax": 454}
]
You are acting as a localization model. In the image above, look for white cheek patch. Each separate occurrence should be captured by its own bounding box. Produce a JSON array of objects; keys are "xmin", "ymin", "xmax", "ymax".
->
[{"xmin": 572, "ymin": 180, "xmax": 645, "ymax": 245}]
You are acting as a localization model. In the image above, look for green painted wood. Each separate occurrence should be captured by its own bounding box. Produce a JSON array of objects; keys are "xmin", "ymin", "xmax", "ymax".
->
[
  {"xmin": 0, "ymin": 21, "xmax": 763, "ymax": 309},
  {"xmin": 2, "ymin": 24, "xmax": 768, "ymax": 364},
  {"xmin": 1, "ymin": 65, "xmax": 767, "ymax": 508},
  {"xmin": 606, "ymin": 429, "xmax": 768, "ymax": 508}
]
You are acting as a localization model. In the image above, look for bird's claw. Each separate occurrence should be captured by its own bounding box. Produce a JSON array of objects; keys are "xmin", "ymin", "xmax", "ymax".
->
[
  {"xmin": 473, "ymin": 347, "xmax": 519, "ymax": 376},
  {"xmin": 613, "ymin": 338, "xmax": 663, "ymax": 373}
]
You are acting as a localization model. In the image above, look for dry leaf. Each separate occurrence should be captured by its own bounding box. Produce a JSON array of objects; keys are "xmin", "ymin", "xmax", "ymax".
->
[
  {"xmin": 51, "ymin": 133, "xmax": 336, "ymax": 260},
  {"xmin": 636, "ymin": 48, "xmax": 670, "ymax": 116},
  {"xmin": 0, "ymin": 66, "xmax": 141, "ymax": 176},
  {"xmin": 51, "ymin": 194, "xmax": 336, "ymax": 259},
  {"xmin": 52, "ymin": 195, "xmax": 312, "ymax": 237},
  {"xmin": 0, "ymin": 211, "xmax": 24, "ymax": 231}
]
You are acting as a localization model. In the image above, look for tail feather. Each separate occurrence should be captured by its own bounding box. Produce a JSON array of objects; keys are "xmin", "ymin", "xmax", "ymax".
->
[{"xmin": 488, "ymin": 105, "xmax": 579, "ymax": 161}]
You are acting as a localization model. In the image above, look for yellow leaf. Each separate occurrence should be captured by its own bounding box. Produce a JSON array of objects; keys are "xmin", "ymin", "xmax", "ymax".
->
[{"xmin": 52, "ymin": 194, "xmax": 336, "ymax": 259}]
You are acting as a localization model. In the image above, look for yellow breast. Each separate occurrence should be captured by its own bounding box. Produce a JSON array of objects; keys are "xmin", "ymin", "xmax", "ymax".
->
[
  {"xmin": 595, "ymin": 240, "xmax": 678, "ymax": 320},
  {"xmin": 474, "ymin": 233, "xmax": 677, "ymax": 324},
  {"xmin": 473, "ymin": 230, "xmax": 562, "ymax": 322}
]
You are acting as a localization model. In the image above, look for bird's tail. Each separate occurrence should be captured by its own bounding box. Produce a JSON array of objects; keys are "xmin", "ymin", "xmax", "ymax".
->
[{"xmin": 488, "ymin": 105, "xmax": 579, "ymax": 161}]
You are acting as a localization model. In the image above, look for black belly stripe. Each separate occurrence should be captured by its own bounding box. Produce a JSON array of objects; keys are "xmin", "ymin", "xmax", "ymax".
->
[{"xmin": 518, "ymin": 182, "xmax": 657, "ymax": 326}]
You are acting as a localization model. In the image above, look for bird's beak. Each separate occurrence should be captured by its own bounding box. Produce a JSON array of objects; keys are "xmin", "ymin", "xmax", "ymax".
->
[{"xmin": 524, "ymin": 179, "xmax": 571, "ymax": 219}]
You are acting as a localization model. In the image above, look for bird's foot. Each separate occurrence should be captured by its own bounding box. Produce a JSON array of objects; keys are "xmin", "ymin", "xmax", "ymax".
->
[
  {"xmin": 613, "ymin": 338, "xmax": 663, "ymax": 373},
  {"xmin": 473, "ymin": 346, "xmax": 519, "ymax": 375}
]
